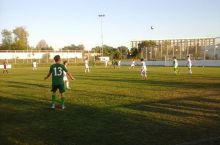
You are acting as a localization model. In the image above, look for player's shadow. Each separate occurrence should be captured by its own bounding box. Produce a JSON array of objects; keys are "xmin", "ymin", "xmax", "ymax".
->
[{"xmin": 1, "ymin": 95, "xmax": 220, "ymax": 145}]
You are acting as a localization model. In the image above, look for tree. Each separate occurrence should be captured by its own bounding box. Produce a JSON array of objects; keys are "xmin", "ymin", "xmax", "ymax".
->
[
  {"xmin": 112, "ymin": 49, "xmax": 121, "ymax": 59},
  {"xmin": 1, "ymin": 29, "xmax": 13, "ymax": 50},
  {"xmin": 13, "ymin": 26, "xmax": 29, "ymax": 50},
  {"xmin": 117, "ymin": 46, "xmax": 129, "ymax": 59},
  {"xmin": 91, "ymin": 46, "xmax": 102, "ymax": 54},
  {"xmin": 130, "ymin": 47, "xmax": 139, "ymax": 58},
  {"xmin": 62, "ymin": 44, "xmax": 85, "ymax": 51},
  {"xmin": 36, "ymin": 39, "xmax": 49, "ymax": 50}
]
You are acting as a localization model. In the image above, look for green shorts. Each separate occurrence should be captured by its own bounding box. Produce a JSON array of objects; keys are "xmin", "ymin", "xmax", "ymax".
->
[{"xmin": 51, "ymin": 84, "xmax": 65, "ymax": 93}]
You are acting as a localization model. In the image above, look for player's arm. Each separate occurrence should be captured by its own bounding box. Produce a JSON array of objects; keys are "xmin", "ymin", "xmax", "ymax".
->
[
  {"xmin": 67, "ymin": 72, "xmax": 75, "ymax": 80},
  {"xmin": 44, "ymin": 71, "xmax": 51, "ymax": 80},
  {"xmin": 63, "ymin": 65, "xmax": 75, "ymax": 80},
  {"xmin": 44, "ymin": 66, "xmax": 52, "ymax": 80}
]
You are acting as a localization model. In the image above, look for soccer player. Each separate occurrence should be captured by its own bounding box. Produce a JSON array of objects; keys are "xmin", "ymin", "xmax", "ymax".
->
[
  {"xmin": 140, "ymin": 58, "xmax": 147, "ymax": 80},
  {"xmin": 118, "ymin": 60, "xmax": 121, "ymax": 68},
  {"xmin": 173, "ymin": 56, "xmax": 179, "ymax": 74},
  {"xmin": 112, "ymin": 59, "xmax": 117, "ymax": 69},
  {"xmin": 63, "ymin": 61, "xmax": 70, "ymax": 89},
  {"xmin": 3, "ymin": 59, "xmax": 8, "ymax": 74},
  {"xmin": 32, "ymin": 60, "xmax": 37, "ymax": 70},
  {"xmin": 186, "ymin": 56, "xmax": 192, "ymax": 74},
  {"xmin": 129, "ymin": 59, "xmax": 135, "ymax": 69},
  {"xmin": 105, "ymin": 60, "xmax": 108, "ymax": 68},
  {"xmin": 84, "ymin": 58, "xmax": 90, "ymax": 73},
  {"xmin": 44, "ymin": 55, "xmax": 75, "ymax": 109}
]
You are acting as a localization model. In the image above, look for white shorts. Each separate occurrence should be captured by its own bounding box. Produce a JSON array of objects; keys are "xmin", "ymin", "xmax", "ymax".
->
[
  {"xmin": 141, "ymin": 69, "xmax": 147, "ymax": 76},
  {"xmin": 85, "ymin": 64, "xmax": 89, "ymax": 69},
  {"xmin": 188, "ymin": 65, "xmax": 192, "ymax": 68},
  {"xmin": 63, "ymin": 76, "xmax": 68, "ymax": 81}
]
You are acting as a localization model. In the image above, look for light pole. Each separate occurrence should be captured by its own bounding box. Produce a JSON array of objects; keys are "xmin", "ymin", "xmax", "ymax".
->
[{"xmin": 98, "ymin": 14, "xmax": 105, "ymax": 57}]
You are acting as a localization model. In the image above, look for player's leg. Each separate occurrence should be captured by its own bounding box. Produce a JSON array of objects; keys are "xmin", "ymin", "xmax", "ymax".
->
[
  {"xmin": 144, "ymin": 70, "xmax": 147, "ymax": 80},
  {"xmin": 59, "ymin": 84, "xmax": 66, "ymax": 109},
  {"xmin": 66, "ymin": 80, "xmax": 70, "ymax": 89},
  {"xmin": 60, "ymin": 93, "xmax": 65, "ymax": 109},
  {"xmin": 60, "ymin": 93, "xmax": 66, "ymax": 109},
  {"xmin": 174, "ymin": 67, "xmax": 177, "ymax": 74},
  {"xmin": 64, "ymin": 80, "xmax": 67, "ymax": 89},
  {"xmin": 51, "ymin": 86, "xmax": 57, "ymax": 109},
  {"xmin": 141, "ymin": 69, "xmax": 145, "ymax": 79},
  {"xmin": 4, "ymin": 65, "xmax": 8, "ymax": 74},
  {"xmin": 51, "ymin": 92, "xmax": 56, "ymax": 109},
  {"xmin": 189, "ymin": 67, "xmax": 192, "ymax": 74},
  {"xmin": 85, "ymin": 67, "xmax": 87, "ymax": 73}
]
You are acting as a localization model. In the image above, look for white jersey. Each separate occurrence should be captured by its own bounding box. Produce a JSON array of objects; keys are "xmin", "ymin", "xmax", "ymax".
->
[
  {"xmin": 141, "ymin": 61, "xmax": 147, "ymax": 70},
  {"xmin": 85, "ymin": 60, "xmax": 89, "ymax": 68},
  {"xmin": 105, "ymin": 61, "xmax": 108, "ymax": 66},
  {"xmin": 63, "ymin": 67, "xmax": 68, "ymax": 81},
  {"xmin": 174, "ymin": 59, "xmax": 178, "ymax": 68},
  {"xmin": 33, "ymin": 62, "xmax": 37, "ymax": 67},
  {"xmin": 118, "ymin": 61, "xmax": 121, "ymax": 66},
  {"xmin": 131, "ymin": 61, "xmax": 135, "ymax": 66},
  {"xmin": 187, "ymin": 58, "xmax": 192, "ymax": 68}
]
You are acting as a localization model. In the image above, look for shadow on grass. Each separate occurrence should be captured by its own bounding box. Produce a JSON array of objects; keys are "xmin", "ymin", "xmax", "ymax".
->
[
  {"xmin": 1, "ymin": 95, "xmax": 220, "ymax": 145},
  {"xmin": 116, "ymin": 95, "xmax": 220, "ymax": 121},
  {"xmin": 81, "ymin": 75, "xmax": 220, "ymax": 90},
  {"xmin": 3, "ymin": 80, "xmax": 49, "ymax": 89}
]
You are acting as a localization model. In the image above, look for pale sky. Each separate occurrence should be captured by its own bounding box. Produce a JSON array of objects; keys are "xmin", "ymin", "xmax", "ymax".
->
[{"xmin": 0, "ymin": 0, "xmax": 220, "ymax": 50}]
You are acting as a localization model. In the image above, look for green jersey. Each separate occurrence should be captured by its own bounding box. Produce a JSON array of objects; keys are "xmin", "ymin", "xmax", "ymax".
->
[{"xmin": 49, "ymin": 63, "xmax": 68, "ymax": 85}]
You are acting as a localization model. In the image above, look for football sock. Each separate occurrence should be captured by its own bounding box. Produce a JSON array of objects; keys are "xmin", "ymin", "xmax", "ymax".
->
[
  {"xmin": 52, "ymin": 95, "xmax": 56, "ymax": 104},
  {"xmin": 61, "ymin": 97, "xmax": 65, "ymax": 106}
]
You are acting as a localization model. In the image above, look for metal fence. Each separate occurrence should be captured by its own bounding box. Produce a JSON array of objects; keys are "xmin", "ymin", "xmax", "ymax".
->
[{"xmin": 131, "ymin": 38, "xmax": 220, "ymax": 60}]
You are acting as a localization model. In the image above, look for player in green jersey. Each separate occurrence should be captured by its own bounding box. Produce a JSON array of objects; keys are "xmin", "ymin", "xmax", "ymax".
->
[{"xmin": 44, "ymin": 55, "xmax": 75, "ymax": 109}]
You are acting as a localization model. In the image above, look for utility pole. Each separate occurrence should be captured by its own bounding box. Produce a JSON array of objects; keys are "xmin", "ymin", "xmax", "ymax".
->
[{"xmin": 98, "ymin": 14, "xmax": 105, "ymax": 56}]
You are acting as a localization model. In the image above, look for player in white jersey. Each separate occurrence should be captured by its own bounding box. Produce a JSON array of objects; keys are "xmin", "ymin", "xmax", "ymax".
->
[
  {"xmin": 186, "ymin": 56, "xmax": 192, "ymax": 74},
  {"xmin": 173, "ymin": 56, "xmax": 179, "ymax": 74},
  {"xmin": 63, "ymin": 61, "xmax": 70, "ymax": 89},
  {"xmin": 129, "ymin": 59, "xmax": 135, "ymax": 69},
  {"xmin": 84, "ymin": 58, "xmax": 90, "ymax": 73},
  {"xmin": 140, "ymin": 58, "xmax": 147, "ymax": 80},
  {"xmin": 32, "ymin": 60, "xmax": 37, "ymax": 70},
  {"xmin": 118, "ymin": 60, "xmax": 121, "ymax": 68},
  {"xmin": 105, "ymin": 60, "xmax": 108, "ymax": 68}
]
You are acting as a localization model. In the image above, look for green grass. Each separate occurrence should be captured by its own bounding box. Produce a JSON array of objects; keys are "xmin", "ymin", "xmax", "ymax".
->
[{"xmin": 0, "ymin": 65, "xmax": 220, "ymax": 145}]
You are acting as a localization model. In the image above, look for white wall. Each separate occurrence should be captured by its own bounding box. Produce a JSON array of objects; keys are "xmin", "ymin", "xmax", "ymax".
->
[
  {"xmin": 122, "ymin": 60, "xmax": 220, "ymax": 67},
  {"xmin": 0, "ymin": 52, "xmax": 83, "ymax": 59}
]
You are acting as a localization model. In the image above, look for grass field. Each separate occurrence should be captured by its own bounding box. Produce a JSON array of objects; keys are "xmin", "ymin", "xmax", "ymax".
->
[{"xmin": 0, "ymin": 65, "xmax": 220, "ymax": 145}]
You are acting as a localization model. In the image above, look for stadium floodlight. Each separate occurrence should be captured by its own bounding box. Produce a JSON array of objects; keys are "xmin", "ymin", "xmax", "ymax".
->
[{"xmin": 98, "ymin": 14, "xmax": 105, "ymax": 57}]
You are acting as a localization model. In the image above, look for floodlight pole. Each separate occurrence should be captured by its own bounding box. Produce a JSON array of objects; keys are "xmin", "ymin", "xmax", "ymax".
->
[{"xmin": 98, "ymin": 14, "xmax": 105, "ymax": 57}]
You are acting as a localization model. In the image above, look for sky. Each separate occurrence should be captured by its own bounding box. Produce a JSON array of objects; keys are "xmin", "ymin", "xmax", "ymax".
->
[{"xmin": 0, "ymin": 0, "xmax": 220, "ymax": 50}]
